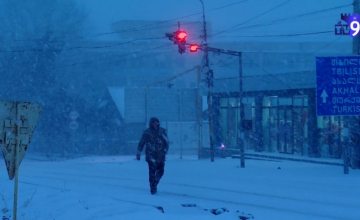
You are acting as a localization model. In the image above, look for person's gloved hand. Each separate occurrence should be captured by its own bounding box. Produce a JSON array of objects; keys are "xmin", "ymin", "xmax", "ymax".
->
[{"xmin": 136, "ymin": 154, "xmax": 140, "ymax": 161}]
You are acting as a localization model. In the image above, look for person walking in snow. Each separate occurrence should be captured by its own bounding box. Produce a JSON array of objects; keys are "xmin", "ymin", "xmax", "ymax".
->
[{"xmin": 136, "ymin": 117, "xmax": 169, "ymax": 194}]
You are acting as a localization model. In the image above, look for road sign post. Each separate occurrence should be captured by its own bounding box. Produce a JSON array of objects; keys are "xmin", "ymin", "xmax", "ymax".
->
[
  {"xmin": 0, "ymin": 101, "xmax": 42, "ymax": 220},
  {"xmin": 316, "ymin": 56, "xmax": 360, "ymax": 174}
]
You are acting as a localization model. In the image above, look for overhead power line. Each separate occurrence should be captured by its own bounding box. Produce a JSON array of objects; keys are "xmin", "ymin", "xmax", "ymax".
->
[
  {"xmin": 0, "ymin": 1, "xmax": 248, "ymax": 44},
  {"xmin": 209, "ymin": 35, "xmax": 343, "ymax": 89},
  {"xmin": 76, "ymin": 0, "xmax": 249, "ymax": 41},
  {"xmin": 212, "ymin": 0, "xmax": 291, "ymax": 37},
  {"xmin": 212, "ymin": 3, "xmax": 352, "ymax": 36},
  {"xmin": 0, "ymin": 37, "xmax": 167, "ymax": 53},
  {"xmin": 54, "ymin": 44, "xmax": 171, "ymax": 70},
  {"xmin": 212, "ymin": 30, "xmax": 333, "ymax": 38}
]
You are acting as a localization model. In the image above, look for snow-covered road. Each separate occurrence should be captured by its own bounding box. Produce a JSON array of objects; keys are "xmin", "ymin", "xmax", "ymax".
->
[{"xmin": 1, "ymin": 155, "xmax": 359, "ymax": 220}]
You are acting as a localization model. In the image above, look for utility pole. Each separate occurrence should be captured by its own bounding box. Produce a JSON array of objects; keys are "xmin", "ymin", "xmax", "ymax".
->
[
  {"xmin": 206, "ymin": 47, "xmax": 245, "ymax": 167},
  {"xmin": 165, "ymin": 4, "xmax": 245, "ymax": 164},
  {"xmin": 353, "ymin": 0, "xmax": 360, "ymax": 55},
  {"xmin": 200, "ymin": 0, "xmax": 215, "ymax": 162},
  {"xmin": 239, "ymin": 53, "xmax": 245, "ymax": 168},
  {"xmin": 197, "ymin": 66, "xmax": 203, "ymax": 159},
  {"xmin": 351, "ymin": 0, "xmax": 360, "ymax": 169}
]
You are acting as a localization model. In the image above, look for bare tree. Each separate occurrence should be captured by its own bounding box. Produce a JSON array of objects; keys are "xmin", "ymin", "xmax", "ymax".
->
[
  {"xmin": 0, "ymin": 0, "xmax": 89, "ymax": 154},
  {"xmin": 0, "ymin": 0, "xmax": 88, "ymax": 100}
]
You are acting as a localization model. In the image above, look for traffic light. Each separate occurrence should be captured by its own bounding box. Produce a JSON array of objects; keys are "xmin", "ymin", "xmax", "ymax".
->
[
  {"xmin": 190, "ymin": 44, "xmax": 199, "ymax": 52},
  {"xmin": 175, "ymin": 31, "xmax": 187, "ymax": 42},
  {"xmin": 166, "ymin": 30, "xmax": 200, "ymax": 53},
  {"xmin": 166, "ymin": 30, "xmax": 187, "ymax": 54},
  {"xmin": 175, "ymin": 30, "xmax": 186, "ymax": 54},
  {"xmin": 178, "ymin": 42, "xmax": 186, "ymax": 54}
]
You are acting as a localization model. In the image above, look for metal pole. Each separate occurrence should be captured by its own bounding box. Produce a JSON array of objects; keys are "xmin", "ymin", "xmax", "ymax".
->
[
  {"xmin": 197, "ymin": 66, "xmax": 203, "ymax": 159},
  {"xmin": 200, "ymin": 0, "xmax": 215, "ymax": 162},
  {"xmin": 351, "ymin": 0, "xmax": 360, "ymax": 169},
  {"xmin": 13, "ymin": 102, "xmax": 20, "ymax": 220},
  {"xmin": 239, "ymin": 53, "xmax": 245, "ymax": 168},
  {"xmin": 179, "ymin": 88, "xmax": 183, "ymax": 159},
  {"xmin": 343, "ymin": 122, "xmax": 350, "ymax": 174},
  {"xmin": 208, "ymin": 87, "xmax": 214, "ymax": 162}
]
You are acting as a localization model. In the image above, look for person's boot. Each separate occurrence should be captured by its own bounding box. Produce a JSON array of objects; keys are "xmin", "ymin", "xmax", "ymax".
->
[
  {"xmin": 150, "ymin": 182, "xmax": 157, "ymax": 195},
  {"xmin": 155, "ymin": 171, "xmax": 161, "ymax": 186}
]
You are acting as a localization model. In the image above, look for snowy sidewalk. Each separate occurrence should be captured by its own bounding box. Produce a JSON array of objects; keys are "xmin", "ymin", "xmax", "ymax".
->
[{"xmin": 232, "ymin": 150, "xmax": 344, "ymax": 166}]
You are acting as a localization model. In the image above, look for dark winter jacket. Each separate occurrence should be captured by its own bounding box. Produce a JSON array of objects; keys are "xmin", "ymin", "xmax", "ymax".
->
[{"xmin": 137, "ymin": 117, "xmax": 169, "ymax": 162}]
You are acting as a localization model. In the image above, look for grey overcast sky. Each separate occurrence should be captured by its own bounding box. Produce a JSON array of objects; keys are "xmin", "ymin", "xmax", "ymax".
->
[{"xmin": 77, "ymin": 0, "xmax": 352, "ymax": 42}]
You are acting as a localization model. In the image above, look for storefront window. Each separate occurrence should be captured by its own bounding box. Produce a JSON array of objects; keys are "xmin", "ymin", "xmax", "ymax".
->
[
  {"xmin": 318, "ymin": 115, "xmax": 343, "ymax": 158},
  {"xmin": 269, "ymin": 107, "xmax": 278, "ymax": 152},
  {"xmin": 279, "ymin": 97, "xmax": 292, "ymax": 106},
  {"xmin": 263, "ymin": 97, "xmax": 271, "ymax": 107},
  {"xmin": 221, "ymin": 95, "xmax": 310, "ymax": 154},
  {"xmin": 242, "ymin": 97, "xmax": 255, "ymax": 106},
  {"xmin": 270, "ymin": 97, "xmax": 278, "ymax": 106},
  {"xmin": 220, "ymin": 108, "xmax": 228, "ymax": 146},
  {"xmin": 220, "ymin": 98, "xmax": 228, "ymax": 107},
  {"xmin": 229, "ymin": 98, "xmax": 237, "ymax": 107},
  {"xmin": 262, "ymin": 108, "xmax": 270, "ymax": 151},
  {"xmin": 263, "ymin": 96, "xmax": 278, "ymax": 107}
]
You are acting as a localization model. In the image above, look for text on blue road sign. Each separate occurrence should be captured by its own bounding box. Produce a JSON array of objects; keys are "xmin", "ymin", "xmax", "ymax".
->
[{"xmin": 316, "ymin": 56, "xmax": 360, "ymax": 116}]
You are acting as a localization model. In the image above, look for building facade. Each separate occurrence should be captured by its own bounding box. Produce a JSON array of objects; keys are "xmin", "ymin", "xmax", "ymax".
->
[{"xmin": 205, "ymin": 40, "xmax": 358, "ymax": 162}]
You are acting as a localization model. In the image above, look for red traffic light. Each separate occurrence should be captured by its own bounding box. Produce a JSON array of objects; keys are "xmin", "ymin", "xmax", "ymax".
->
[
  {"xmin": 190, "ymin": 44, "xmax": 199, "ymax": 52},
  {"xmin": 176, "ymin": 31, "xmax": 187, "ymax": 41}
]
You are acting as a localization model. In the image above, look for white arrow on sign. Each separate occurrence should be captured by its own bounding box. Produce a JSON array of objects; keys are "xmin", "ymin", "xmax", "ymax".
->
[{"xmin": 321, "ymin": 90, "xmax": 328, "ymax": 103}]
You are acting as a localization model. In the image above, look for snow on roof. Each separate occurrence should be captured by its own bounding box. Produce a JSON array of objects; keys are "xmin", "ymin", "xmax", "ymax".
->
[{"xmin": 108, "ymin": 87, "xmax": 125, "ymax": 118}]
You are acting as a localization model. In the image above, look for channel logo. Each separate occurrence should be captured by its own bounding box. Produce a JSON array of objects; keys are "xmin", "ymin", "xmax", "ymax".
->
[{"xmin": 335, "ymin": 13, "xmax": 360, "ymax": 37}]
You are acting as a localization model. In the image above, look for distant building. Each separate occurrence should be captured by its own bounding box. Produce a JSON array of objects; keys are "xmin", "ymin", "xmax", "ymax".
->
[
  {"xmin": 206, "ymin": 39, "xmax": 352, "ymax": 159},
  {"xmin": 58, "ymin": 18, "xmax": 356, "ymax": 160}
]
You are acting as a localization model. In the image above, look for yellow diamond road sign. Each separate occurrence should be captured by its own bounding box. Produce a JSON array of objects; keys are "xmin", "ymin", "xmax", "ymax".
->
[{"xmin": 0, "ymin": 101, "xmax": 41, "ymax": 180}]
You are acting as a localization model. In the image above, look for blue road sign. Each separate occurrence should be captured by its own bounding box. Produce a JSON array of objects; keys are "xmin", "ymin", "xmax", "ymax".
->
[{"xmin": 316, "ymin": 56, "xmax": 360, "ymax": 116}]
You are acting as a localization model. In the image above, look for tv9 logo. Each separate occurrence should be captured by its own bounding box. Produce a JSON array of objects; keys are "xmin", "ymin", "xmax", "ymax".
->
[{"xmin": 335, "ymin": 14, "xmax": 360, "ymax": 37}]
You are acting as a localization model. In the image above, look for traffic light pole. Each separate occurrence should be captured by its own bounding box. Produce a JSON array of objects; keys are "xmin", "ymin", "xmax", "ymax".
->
[
  {"xmin": 206, "ymin": 47, "xmax": 245, "ymax": 167},
  {"xmin": 164, "ymin": 37, "xmax": 245, "ymax": 165},
  {"xmin": 200, "ymin": 0, "xmax": 215, "ymax": 162},
  {"xmin": 165, "ymin": 1, "xmax": 245, "ymax": 165},
  {"xmin": 239, "ymin": 53, "xmax": 245, "ymax": 168},
  {"xmin": 199, "ymin": 0, "xmax": 244, "ymax": 165}
]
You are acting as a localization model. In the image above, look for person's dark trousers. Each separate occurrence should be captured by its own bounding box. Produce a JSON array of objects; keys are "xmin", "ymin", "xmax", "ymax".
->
[{"xmin": 147, "ymin": 160, "xmax": 165, "ymax": 194}]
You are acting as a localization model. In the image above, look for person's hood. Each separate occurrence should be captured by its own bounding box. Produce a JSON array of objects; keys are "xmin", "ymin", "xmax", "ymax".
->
[{"xmin": 149, "ymin": 117, "xmax": 160, "ymax": 128}]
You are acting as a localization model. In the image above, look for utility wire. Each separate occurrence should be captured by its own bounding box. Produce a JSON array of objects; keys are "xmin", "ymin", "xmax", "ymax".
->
[
  {"xmin": 308, "ymin": 36, "xmax": 342, "ymax": 54},
  {"xmin": 212, "ymin": 36, "xmax": 343, "ymax": 68},
  {"xmin": 0, "ymin": 1, "xmax": 248, "ymax": 43},
  {"xmin": 243, "ymin": 53, "xmax": 293, "ymax": 89},
  {"xmin": 54, "ymin": 44, "xmax": 171, "ymax": 70},
  {"xmin": 104, "ymin": 0, "xmax": 248, "ymax": 32},
  {"xmin": 212, "ymin": 0, "xmax": 291, "ymax": 37},
  {"xmin": 211, "ymin": 54, "xmax": 237, "ymax": 67},
  {"xmin": 64, "ymin": 0, "xmax": 249, "ymax": 41},
  {"xmin": 212, "ymin": 30, "xmax": 332, "ymax": 38},
  {"xmin": 0, "ymin": 37, "xmax": 166, "ymax": 53},
  {"xmin": 212, "ymin": 3, "xmax": 352, "ymax": 36},
  {"xmin": 209, "ymin": 35, "xmax": 343, "ymax": 88}
]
